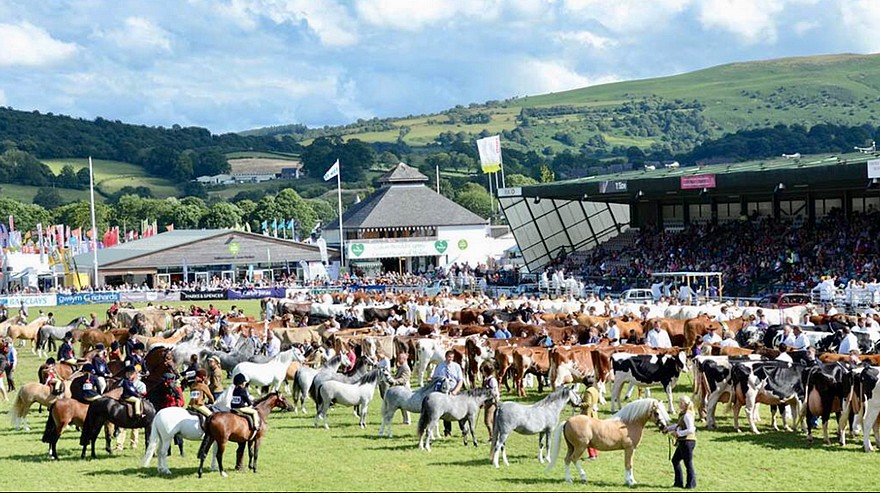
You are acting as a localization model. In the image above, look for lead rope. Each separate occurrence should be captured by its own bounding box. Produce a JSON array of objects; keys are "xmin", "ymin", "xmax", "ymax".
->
[{"xmin": 668, "ymin": 434, "xmax": 674, "ymax": 461}]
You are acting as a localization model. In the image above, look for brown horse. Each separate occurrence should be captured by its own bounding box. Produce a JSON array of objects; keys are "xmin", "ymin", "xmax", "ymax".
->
[
  {"xmin": 197, "ymin": 392, "xmax": 292, "ymax": 477},
  {"xmin": 546, "ymin": 398, "xmax": 671, "ymax": 486},
  {"xmin": 80, "ymin": 328, "xmax": 130, "ymax": 355},
  {"xmin": 42, "ymin": 388, "xmax": 123, "ymax": 459},
  {"xmin": 7, "ymin": 316, "xmax": 50, "ymax": 353}
]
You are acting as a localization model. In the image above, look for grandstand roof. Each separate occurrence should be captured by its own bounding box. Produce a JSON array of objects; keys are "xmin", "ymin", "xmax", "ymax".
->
[{"xmin": 514, "ymin": 152, "xmax": 880, "ymax": 203}]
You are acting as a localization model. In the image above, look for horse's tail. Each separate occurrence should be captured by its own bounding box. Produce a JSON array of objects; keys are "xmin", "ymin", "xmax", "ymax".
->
[
  {"xmin": 142, "ymin": 415, "xmax": 162, "ymax": 467},
  {"xmin": 10, "ymin": 387, "xmax": 28, "ymax": 427},
  {"xmin": 545, "ymin": 420, "xmax": 567, "ymax": 473},
  {"xmin": 79, "ymin": 401, "xmax": 101, "ymax": 446},
  {"xmin": 416, "ymin": 397, "xmax": 432, "ymax": 438},
  {"xmin": 197, "ymin": 415, "xmax": 215, "ymax": 460},
  {"xmin": 35, "ymin": 327, "xmax": 44, "ymax": 352},
  {"xmin": 41, "ymin": 405, "xmax": 57, "ymax": 444}
]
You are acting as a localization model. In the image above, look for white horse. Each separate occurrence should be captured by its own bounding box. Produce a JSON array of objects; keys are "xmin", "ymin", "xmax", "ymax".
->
[
  {"xmin": 315, "ymin": 369, "xmax": 387, "ymax": 429},
  {"xmin": 143, "ymin": 387, "xmax": 233, "ymax": 475},
  {"xmin": 232, "ymin": 349, "xmax": 303, "ymax": 392}
]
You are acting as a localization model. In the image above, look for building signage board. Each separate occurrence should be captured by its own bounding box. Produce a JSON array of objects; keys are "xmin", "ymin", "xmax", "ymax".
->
[
  {"xmin": 680, "ymin": 174, "xmax": 716, "ymax": 190},
  {"xmin": 868, "ymin": 159, "xmax": 880, "ymax": 179},
  {"xmin": 347, "ymin": 240, "xmax": 451, "ymax": 259},
  {"xmin": 57, "ymin": 292, "xmax": 121, "ymax": 306},
  {"xmin": 0, "ymin": 294, "xmax": 57, "ymax": 307},
  {"xmin": 599, "ymin": 180, "xmax": 627, "ymax": 193},
  {"xmin": 179, "ymin": 290, "xmax": 227, "ymax": 301},
  {"xmin": 227, "ymin": 287, "xmax": 287, "ymax": 300}
]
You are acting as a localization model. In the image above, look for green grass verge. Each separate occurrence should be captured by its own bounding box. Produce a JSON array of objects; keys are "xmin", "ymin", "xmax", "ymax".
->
[
  {"xmin": 0, "ymin": 300, "xmax": 872, "ymax": 491},
  {"xmin": 0, "ymin": 184, "xmax": 91, "ymax": 204}
]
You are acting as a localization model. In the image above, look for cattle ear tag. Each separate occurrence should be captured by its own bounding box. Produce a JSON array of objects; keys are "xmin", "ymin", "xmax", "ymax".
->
[{"xmin": 434, "ymin": 240, "xmax": 448, "ymax": 254}]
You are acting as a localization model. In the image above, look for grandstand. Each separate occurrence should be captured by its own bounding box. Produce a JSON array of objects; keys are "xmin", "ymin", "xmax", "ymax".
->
[{"xmin": 499, "ymin": 151, "xmax": 880, "ymax": 296}]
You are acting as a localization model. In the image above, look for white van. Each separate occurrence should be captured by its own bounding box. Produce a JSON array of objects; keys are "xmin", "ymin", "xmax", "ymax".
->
[{"xmin": 620, "ymin": 289, "xmax": 653, "ymax": 304}]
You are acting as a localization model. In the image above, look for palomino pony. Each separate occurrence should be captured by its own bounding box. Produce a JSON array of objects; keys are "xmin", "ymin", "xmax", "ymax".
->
[
  {"xmin": 143, "ymin": 387, "xmax": 233, "ymax": 475},
  {"xmin": 546, "ymin": 398, "xmax": 671, "ymax": 486},
  {"xmin": 41, "ymin": 388, "xmax": 123, "ymax": 460},
  {"xmin": 197, "ymin": 392, "xmax": 292, "ymax": 478},
  {"xmin": 379, "ymin": 378, "xmax": 441, "ymax": 438},
  {"xmin": 7, "ymin": 316, "xmax": 50, "ymax": 352},
  {"xmin": 491, "ymin": 385, "xmax": 582, "ymax": 468},
  {"xmin": 79, "ymin": 395, "xmax": 158, "ymax": 459},
  {"xmin": 314, "ymin": 369, "xmax": 387, "ymax": 429},
  {"xmin": 232, "ymin": 349, "xmax": 304, "ymax": 393},
  {"xmin": 10, "ymin": 378, "xmax": 74, "ymax": 431},
  {"xmin": 417, "ymin": 388, "xmax": 494, "ymax": 451}
]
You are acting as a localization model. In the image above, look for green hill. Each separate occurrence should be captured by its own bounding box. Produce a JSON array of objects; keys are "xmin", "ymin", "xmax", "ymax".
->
[{"xmin": 247, "ymin": 53, "xmax": 880, "ymax": 154}]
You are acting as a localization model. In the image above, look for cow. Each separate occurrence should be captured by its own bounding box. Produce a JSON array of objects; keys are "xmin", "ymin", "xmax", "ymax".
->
[
  {"xmin": 840, "ymin": 365, "xmax": 880, "ymax": 451},
  {"xmin": 691, "ymin": 355, "xmax": 762, "ymax": 429},
  {"xmin": 610, "ymin": 352, "xmax": 688, "ymax": 413},
  {"xmin": 511, "ymin": 347, "xmax": 550, "ymax": 397},
  {"xmin": 363, "ymin": 306, "xmax": 404, "ymax": 323},
  {"xmin": 800, "ymin": 362, "xmax": 852, "ymax": 445},
  {"xmin": 549, "ymin": 346, "xmax": 596, "ymax": 389},
  {"xmin": 730, "ymin": 361, "xmax": 804, "ymax": 434}
]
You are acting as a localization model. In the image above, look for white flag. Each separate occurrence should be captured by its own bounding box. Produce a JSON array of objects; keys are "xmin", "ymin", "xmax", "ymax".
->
[
  {"xmin": 323, "ymin": 159, "xmax": 340, "ymax": 181},
  {"xmin": 476, "ymin": 135, "xmax": 502, "ymax": 173}
]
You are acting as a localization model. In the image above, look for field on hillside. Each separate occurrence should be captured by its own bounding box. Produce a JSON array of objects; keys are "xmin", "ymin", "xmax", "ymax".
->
[
  {"xmin": 228, "ymin": 158, "xmax": 301, "ymax": 174},
  {"xmin": 262, "ymin": 53, "xmax": 880, "ymax": 153},
  {"xmin": 0, "ymin": 183, "xmax": 91, "ymax": 204},
  {"xmin": 0, "ymin": 301, "xmax": 876, "ymax": 491},
  {"xmin": 42, "ymin": 159, "xmax": 180, "ymax": 199}
]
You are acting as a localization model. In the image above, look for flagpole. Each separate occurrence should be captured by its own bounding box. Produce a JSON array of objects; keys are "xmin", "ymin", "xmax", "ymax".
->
[
  {"xmin": 436, "ymin": 163, "xmax": 440, "ymax": 194},
  {"xmin": 88, "ymin": 157, "xmax": 99, "ymax": 287},
  {"xmin": 337, "ymin": 160, "xmax": 345, "ymax": 271}
]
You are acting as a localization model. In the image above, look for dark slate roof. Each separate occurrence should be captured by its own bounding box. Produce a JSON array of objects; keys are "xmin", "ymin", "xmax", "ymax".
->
[
  {"xmin": 325, "ymin": 183, "xmax": 487, "ymax": 230},
  {"xmin": 378, "ymin": 162, "xmax": 428, "ymax": 184}
]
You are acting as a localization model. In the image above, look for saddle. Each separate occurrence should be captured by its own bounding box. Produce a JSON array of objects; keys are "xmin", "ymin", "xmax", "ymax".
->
[
  {"xmin": 232, "ymin": 410, "xmax": 259, "ymax": 441},
  {"xmin": 187, "ymin": 406, "xmax": 215, "ymax": 431}
]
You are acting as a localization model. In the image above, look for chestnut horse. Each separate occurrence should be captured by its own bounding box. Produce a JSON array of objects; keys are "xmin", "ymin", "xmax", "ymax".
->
[
  {"xmin": 546, "ymin": 398, "xmax": 671, "ymax": 486},
  {"xmin": 197, "ymin": 392, "xmax": 292, "ymax": 477},
  {"xmin": 42, "ymin": 387, "xmax": 123, "ymax": 460}
]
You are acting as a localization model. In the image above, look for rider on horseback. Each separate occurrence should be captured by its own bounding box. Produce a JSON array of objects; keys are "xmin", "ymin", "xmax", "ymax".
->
[
  {"xmin": 108, "ymin": 341, "xmax": 123, "ymax": 363},
  {"xmin": 121, "ymin": 366, "xmax": 147, "ymax": 419},
  {"xmin": 57, "ymin": 332, "xmax": 77, "ymax": 369},
  {"xmin": 187, "ymin": 369, "xmax": 215, "ymax": 429},
  {"xmin": 231, "ymin": 373, "xmax": 259, "ymax": 438},
  {"xmin": 92, "ymin": 344, "xmax": 112, "ymax": 394},
  {"xmin": 75, "ymin": 364, "xmax": 101, "ymax": 403},
  {"xmin": 43, "ymin": 357, "xmax": 64, "ymax": 395}
]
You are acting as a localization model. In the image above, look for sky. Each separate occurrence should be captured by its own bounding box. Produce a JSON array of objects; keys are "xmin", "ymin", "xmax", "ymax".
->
[{"xmin": 0, "ymin": 0, "xmax": 878, "ymax": 134}]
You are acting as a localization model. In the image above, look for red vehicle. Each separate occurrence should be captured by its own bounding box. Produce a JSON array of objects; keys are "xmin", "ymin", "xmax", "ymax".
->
[{"xmin": 758, "ymin": 293, "xmax": 811, "ymax": 309}]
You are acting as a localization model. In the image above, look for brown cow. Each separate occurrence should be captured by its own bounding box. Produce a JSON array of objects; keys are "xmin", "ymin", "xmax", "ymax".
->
[
  {"xmin": 549, "ymin": 345, "xmax": 596, "ymax": 389},
  {"xmin": 512, "ymin": 347, "xmax": 550, "ymax": 397}
]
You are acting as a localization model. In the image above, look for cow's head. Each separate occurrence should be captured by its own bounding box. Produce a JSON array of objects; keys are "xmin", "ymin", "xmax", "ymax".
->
[{"xmin": 674, "ymin": 351, "xmax": 688, "ymax": 373}]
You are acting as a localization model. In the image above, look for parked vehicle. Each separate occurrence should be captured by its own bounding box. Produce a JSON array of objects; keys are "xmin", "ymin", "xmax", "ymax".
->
[
  {"xmin": 757, "ymin": 292, "xmax": 811, "ymax": 309},
  {"xmin": 619, "ymin": 288, "xmax": 654, "ymax": 304}
]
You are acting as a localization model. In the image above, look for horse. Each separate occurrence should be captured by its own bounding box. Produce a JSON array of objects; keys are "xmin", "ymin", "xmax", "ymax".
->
[
  {"xmin": 546, "ymin": 398, "xmax": 671, "ymax": 486},
  {"xmin": 379, "ymin": 379, "xmax": 441, "ymax": 438},
  {"xmin": 200, "ymin": 336, "xmax": 258, "ymax": 375},
  {"xmin": 42, "ymin": 388, "xmax": 123, "ymax": 460},
  {"xmin": 10, "ymin": 378, "xmax": 74, "ymax": 431},
  {"xmin": 315, "ymin": 369, "xmax": 387, "ymax": 429},
  {"xmin": 197, "ymin": 392, "xmax": 292, "ymax": 478},
  {"xmin": 79, "ymin": 328, "xmax": 130, "ymax": 356},
  {"xmin": 491, "ymin": 385, "xmax": 583, "ymax": 468},
  {"xmin": 36, "ymin": 317, "xmax": 87, "ymax": 357},
  {"xmin": 312, "ymin": 356, "xmax": 375, "ymax": 410},
  {"xmin": 143, "ymin": 388, "xmax": 233, "ymax": 475},
  {"xmin": 417, "ymin": 388, "xmax": 494, "ymax": 451},
  {"xmin": 292, "ymin": 354, "xmax": 350, "ymax": 414},
  {"xmin": 79, "ymin": 395, "xmax": 158, "ymax": 459},
  {"xmin": 7, "ymin": 316, "xmax": 50, "ymax": 352},
  {"xmin": 232, "ymin": 349, "xmax": 303, "ymax": 394}
]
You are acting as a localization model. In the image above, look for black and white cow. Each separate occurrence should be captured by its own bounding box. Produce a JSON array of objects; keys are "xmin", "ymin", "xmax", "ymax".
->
[
  {"xmin": 840, "ymin": 365, "xmax": 880, "ymax": 451},
  {"xmin": 610, "ymin": 352, "xmax": 687, "ymax": 413},
  {"xmin": 730, "ymin": 361, "xmax": 805, "ymax": 434},
  {"xmin": 692, "ymin": 355, "xmax": 762, "ymax": 429},
  {"xmin": 799, "ymin": 362, "xmax": 852, "ymax": 445}
]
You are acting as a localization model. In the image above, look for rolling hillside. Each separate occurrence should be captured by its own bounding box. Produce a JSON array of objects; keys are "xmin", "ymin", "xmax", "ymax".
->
[{"xmin": 247, "ymin": 53, "xmax": 880, "ymax": 154}]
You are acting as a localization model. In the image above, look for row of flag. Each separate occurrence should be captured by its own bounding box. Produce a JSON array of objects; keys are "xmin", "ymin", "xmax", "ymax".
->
[{"xmin": 262, "ymin": 218, "xmax": 298, "ymax": 240}]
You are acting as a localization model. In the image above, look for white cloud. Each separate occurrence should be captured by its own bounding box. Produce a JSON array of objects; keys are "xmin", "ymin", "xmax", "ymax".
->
[
  {"xmin": 793, "ymin": 20, "xmax": 818, "ymax": 36},
  {"xmin": 562, "ymin": 0, "xmax": 692, "ymax": 33},
  {"xmin": 696, "ymin": 0, "xmax": 786, "ymax": 44},
  {"xmin": 838, "ymin": 0, "xmax": 880, "ymax": 52},
  {"xmin": 354, "ymin": 0, "xmax": 500, "ymax": 31},
  {"xmin": 222, "ymin": 0, "xmax": 358, "ymax": 47},
  {"xmin": 511, "ymin": 59, "xmax": 619, "ymax": 95},
  {"xmin": 0, "ymin": 22, "xmax": 78, "ymax": 67},
  {"xmin": 0, "ymin": 88, "xmax": 6, "ymax": 106},
  {"xmin": 553, "ymin": 30, "xmax": 617, "ymax": 49},
  {"xmin": 100, "ymin": 17, "xmax": 172, "ymax": 52}
]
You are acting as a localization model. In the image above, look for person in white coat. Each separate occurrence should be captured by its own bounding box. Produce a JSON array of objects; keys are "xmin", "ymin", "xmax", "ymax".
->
[
  {"xmin": 646, "ymin": 321, "xmax": 672, "ymax": 348},
  {"xmin": 838, "ymin": 327, "xmax": 859, "ymax": 354}
]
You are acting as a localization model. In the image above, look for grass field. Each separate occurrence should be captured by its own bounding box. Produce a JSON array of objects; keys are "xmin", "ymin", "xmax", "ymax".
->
[
  {"xmin": 0, "ymin": 184, "xmax": 91, "ymax": 204},
  {"xmin": 0, "ymin": 300, "xmax": 876, "ymax": 491},
  {"xmin": 42, "ymin": 159, "xmax": 180, "ymax": 199}
]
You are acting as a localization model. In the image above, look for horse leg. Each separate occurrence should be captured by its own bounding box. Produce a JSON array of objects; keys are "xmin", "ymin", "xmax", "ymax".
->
[
  {"xmin": 252, "ymin": 440, "xmax": 260, "ymax": 473},
  {"xmin": 575, "ymin": 458, "xmax": 587, "ymax": 484},
  {"xmin": 235, "ymin": 442, "xmax": 245, "ymax": 471},
  {"xmin": 538, "ymin": 431, "xmax": 546, "ymax": 464},
  {"xmin": 217, "ymin": 440, "xmax": 228, "ymax": 478},
  {"xmin": 468, "ymin": 415, "xmax": 478, "ymax": 447},
  {"xmin": 610, "ymin": 379, "xmax": 624, "ymax": 412},
  {"xmin": 624, "ymin": 447, "xmax": 636, "ymax": 486}
]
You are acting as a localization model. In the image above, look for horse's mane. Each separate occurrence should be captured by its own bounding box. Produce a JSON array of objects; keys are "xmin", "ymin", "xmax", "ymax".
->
[
  {"xmin": 534, "ymin": 385, "xmax": 571, "ymax": 407},
  {"xmin": 357, "ymin": 370, "xmax": 381, "ymax": 385},
  {"xmin": 462, "ymin": 387, "xmax": 492, "ymax": 398},
  {"xmin": 324, "ymin": 353, "xmax": 345, "ymax": 368},
  {"xmin": 253, "ymin": 391, "xmax": 280, "ymax": 406},
  {"xmin": 612, "ymin": 398, "xmax": 662, "ymax": 424}
]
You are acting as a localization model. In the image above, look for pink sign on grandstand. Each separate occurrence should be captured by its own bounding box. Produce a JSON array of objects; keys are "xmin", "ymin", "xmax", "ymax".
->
[{"xmin": 680, "ymin": 174, "xmax": 716, "ymax": 190}]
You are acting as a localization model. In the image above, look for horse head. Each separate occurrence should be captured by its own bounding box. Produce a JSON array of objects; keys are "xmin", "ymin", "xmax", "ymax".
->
[
  {"xmin": 563, "ymin": 385, "xmax": 582, "ymax": 408},
  {"xmin": 264, "ymin": 391, "xmax": 293, "ymax": 412},
  {"xmin": 650, "ymin": 399, "xmax": 671, "ymax": 430}
]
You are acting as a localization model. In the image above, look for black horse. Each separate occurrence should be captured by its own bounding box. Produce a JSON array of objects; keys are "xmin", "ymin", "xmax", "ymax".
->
[{"xmin": 79, "ymin": 396, "xmax": 157, "ymax": 459}]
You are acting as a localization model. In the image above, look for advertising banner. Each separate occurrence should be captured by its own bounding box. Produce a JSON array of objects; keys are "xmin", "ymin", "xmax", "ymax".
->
[
  {"xmin": 119, "ymin": 291, "xmax": 181, "ymax": 303},
  {"xmin": 56, "ymin": 292, "xmax": 120, "ymax": 306},
  {"xmin": 599, "ymin": 180, "xmax": 627, "ymax": 193},
  {"xmin": 680, "ymin": 174, "xmax": 716, "ymax": 190},
  {"xmin": 347, "ymin": 240, "xmax": 452, "ymax": 260},
  {"xmin": 0, "ymin": 294, "xmax": 57, "ymax": 307},
  {"xmin": 227, "ymin": 287, "xmax": 287, "ymax": 300},
  {"xmin": 179, "ymin": 290, "xmax": 227, "ymax": 301}
]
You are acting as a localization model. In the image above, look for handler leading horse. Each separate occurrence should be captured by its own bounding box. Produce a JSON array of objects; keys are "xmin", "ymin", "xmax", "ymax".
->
[{"xmin": 546, "ymin": 398, "xmax": 670, "ymax": 486}]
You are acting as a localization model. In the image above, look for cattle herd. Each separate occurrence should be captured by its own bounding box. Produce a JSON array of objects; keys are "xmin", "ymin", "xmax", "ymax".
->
[{"xmin": 5, "ymin": 291, "xmax": 880, "ymax": 482}]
